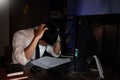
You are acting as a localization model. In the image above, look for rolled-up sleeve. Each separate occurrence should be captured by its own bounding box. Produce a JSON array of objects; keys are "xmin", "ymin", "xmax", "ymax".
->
[
  {"xmin": 46, "ymin": 34, "xmax": 61, "ymax": 57},
  {"xmin": 46, "ymin": 45, "xmax": 61, "ymax": 57},
  {"xmin": 12, "ymin": 31, "xmax": 30, "ymax": 65}
]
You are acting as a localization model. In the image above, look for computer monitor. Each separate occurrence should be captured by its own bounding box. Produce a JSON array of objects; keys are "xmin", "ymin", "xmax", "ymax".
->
[{"xmin": 73, "ymin": 16, "xmax": 98, "ymax": 74}]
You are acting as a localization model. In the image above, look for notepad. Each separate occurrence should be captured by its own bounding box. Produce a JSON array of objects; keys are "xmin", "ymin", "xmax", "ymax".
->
[{"xmin": 31, "ymin": 56, "xmax": 71, "ymax": 69}]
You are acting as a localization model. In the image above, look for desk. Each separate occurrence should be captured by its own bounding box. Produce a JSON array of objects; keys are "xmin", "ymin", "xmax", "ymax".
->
[{"xmin": 0, "ymin": 63, "xmax": 99, "ymax": 80}]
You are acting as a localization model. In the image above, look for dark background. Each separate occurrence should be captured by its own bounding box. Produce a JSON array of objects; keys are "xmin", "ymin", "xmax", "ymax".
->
[{"xmin": 0, "ymin": 0, "xmax": 120, "ymax": 68}]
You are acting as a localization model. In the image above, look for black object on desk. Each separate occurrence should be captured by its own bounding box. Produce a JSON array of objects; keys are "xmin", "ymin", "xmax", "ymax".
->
[
  {"xmin": 47, "ymin": 61, "xmax": 74, "ymax": 75},
  {"xmin": 30, "ymin": 65, "xmax": 41, "ymax": 73},
  {"xmin": 5, "ymin": 64, "xmax": 24, "ymax": 77}
]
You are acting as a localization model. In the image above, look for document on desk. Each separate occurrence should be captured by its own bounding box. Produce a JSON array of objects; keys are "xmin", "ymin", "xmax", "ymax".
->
[{"xmin": 31, "ymin": 56, "xmax": 71, "ymax": 69}]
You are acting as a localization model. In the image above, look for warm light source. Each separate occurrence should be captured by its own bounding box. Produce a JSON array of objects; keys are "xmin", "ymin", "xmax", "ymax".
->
[{"xmin": 0, "ymin": 0, "xmax": 9, "ymax": 12}]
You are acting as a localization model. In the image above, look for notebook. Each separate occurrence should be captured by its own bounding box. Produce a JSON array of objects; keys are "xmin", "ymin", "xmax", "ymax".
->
[{"xmin": 5, "ymin": 64, "xmax": 24, "ymax": 77}]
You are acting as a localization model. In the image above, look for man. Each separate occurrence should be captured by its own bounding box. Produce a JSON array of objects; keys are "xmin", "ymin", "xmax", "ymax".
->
[{"xmin": 12, "ymin": 23, "xmax": 61, "ymax": 65}]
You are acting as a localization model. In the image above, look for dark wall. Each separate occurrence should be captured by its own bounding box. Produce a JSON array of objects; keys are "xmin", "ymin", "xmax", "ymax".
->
[
  {"xmin": 0, "ymin": 0, "xmax": 9, "ymax": 57},
  {"xmin": 10, "ymin": 0, "xmax": 50, "ymax": 45}
]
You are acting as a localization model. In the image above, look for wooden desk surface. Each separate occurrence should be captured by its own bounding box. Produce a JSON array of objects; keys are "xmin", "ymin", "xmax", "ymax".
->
[{"xmin": 0, "ymin": 63, "xmax": 99, "ymax": 80}]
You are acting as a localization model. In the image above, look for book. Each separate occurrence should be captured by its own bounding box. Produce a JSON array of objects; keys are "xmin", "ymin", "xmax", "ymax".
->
[
  {"xmin": 5, "ymin": 64, "xmax": 24, "ymax": 77},
  {"xmin": 66, "ymin": 35, "xmax": 72, "ymax": 44},
  {"xmin": 65, "ymin": 20, "xmax": 73, "ymax": 34}
]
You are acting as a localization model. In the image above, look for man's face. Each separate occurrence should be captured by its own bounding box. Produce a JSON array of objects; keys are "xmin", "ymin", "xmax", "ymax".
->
[{"xmin": 39, "ymin": 39, "xmax": 47, "ymax": 46}]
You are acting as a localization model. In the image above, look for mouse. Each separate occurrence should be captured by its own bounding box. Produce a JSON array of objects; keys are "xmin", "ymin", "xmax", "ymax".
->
[{"xmin": 30, "ymin": 66, "xmax": 41, "ymax": 73}]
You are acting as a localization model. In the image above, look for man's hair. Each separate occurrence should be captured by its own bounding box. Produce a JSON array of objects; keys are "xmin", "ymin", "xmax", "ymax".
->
[{"xmin": 41, "ymin": 23, "xmax": 58, "ymax": 45}]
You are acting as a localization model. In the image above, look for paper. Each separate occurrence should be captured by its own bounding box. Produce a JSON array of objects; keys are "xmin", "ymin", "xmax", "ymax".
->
[{"xmin": 31, "ymin": 56, "xmax": 71, "ymax": 69}]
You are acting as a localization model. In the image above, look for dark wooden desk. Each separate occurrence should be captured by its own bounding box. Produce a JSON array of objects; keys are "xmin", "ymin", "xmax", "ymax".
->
[{"xmin": 0, "ymin": 63, "xmax": 99, "ymax": 80}]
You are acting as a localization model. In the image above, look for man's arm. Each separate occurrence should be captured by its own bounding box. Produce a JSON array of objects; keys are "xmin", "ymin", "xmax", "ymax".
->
[
  {"xmin": 24, "ymin": 23, "xmax": 48, "ymax": 60},
  {"xmin": 46, "ymin": 35, "xmax": 61, "ymax": 57},
  {"xmin": 12, "ymin": 23, "xmax": 48, "ymax": 65}
]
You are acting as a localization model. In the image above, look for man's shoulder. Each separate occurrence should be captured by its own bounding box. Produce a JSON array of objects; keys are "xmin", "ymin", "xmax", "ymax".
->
[
  {"xmin": 15, "ymin": 28, "xmax": 33, "ymax": 34},
  {"xmin": 14, "ymin": 28, "xmax": 33, "ymax": 37}
]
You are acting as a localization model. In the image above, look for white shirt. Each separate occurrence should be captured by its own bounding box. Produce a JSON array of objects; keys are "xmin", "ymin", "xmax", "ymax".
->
[{"xmin": 12, "ymin": 28, "xmax": 61, "ymax": 65}]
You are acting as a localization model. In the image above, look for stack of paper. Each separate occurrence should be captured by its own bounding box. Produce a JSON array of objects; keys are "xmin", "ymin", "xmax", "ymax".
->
[{"xmin": 31, "ymin": 56, "xmax": 71, "ymax": 69}]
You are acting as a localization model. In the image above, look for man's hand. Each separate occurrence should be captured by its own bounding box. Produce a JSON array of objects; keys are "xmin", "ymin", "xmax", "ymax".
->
[
  {"xmin": 53, "ymin": 41, "xmax": 61, "ymax": 55},
  {"xmin": 34, "ymin": 23, "xmax": 48, "ymax": 40}
]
